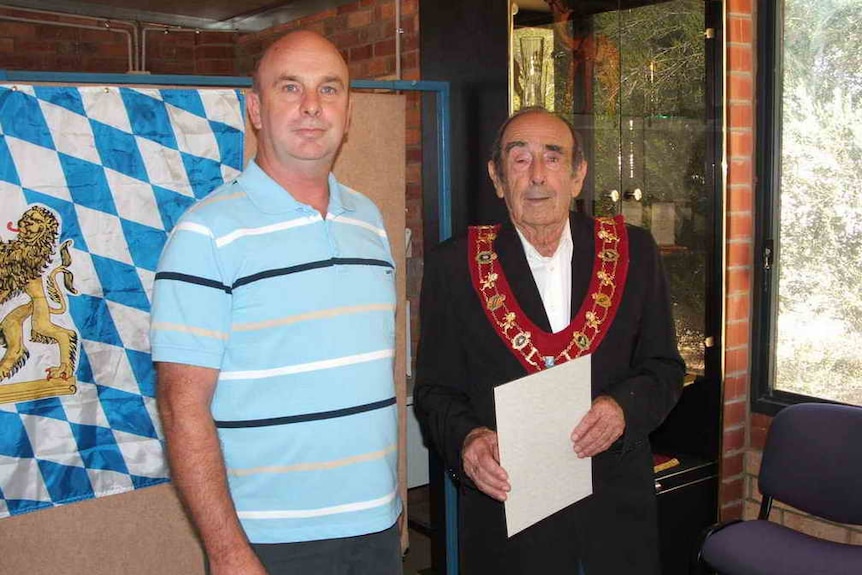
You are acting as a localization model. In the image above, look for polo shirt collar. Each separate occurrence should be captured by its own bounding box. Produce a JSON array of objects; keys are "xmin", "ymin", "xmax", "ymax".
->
[{"xmin": 237, "ymin": 159, "xmax": 356, "ymax": 215}]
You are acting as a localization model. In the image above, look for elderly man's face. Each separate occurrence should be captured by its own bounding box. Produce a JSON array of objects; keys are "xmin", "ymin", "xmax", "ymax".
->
[
  {"xmin": 248, "ymin": 32, "xmax": 351, "ymax": 170},
  {"xmin": 488, "ymin": 112, "xmax": 587, "ymax": 234}
]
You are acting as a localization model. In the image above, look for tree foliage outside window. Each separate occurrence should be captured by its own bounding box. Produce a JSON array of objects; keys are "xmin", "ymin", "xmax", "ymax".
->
[{"xmin": 773, "ymin": 0, "xmax": 862, "ymax": 405}]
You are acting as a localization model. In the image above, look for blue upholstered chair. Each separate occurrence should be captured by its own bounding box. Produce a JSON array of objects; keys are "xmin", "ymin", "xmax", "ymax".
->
[{"xmin": 698, "ymin": 402, "xmax": 862, "ymax": 575}]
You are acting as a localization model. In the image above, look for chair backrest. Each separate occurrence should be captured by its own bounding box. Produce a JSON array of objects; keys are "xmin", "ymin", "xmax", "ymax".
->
[{"xmin": 758, "ymin": 402, "xmax": 862, "ymax": 525}]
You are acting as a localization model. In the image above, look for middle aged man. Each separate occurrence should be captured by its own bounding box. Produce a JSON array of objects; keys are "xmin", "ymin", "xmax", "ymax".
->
[
  {"xmin": 414, "ymin": 107, "xmax": 685, "ymax": 574},
  {"xmin": 150, "ymin": 31, "xmax": 401, "ymax": 575}
]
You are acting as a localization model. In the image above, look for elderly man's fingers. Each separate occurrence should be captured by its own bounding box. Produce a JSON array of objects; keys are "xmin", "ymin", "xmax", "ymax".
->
[
  {"xmin": 462, "ymin": 427, "xmax": 511, "ymax": 498},
  {"xmin": 571, "ymin": 396, "xmax": 625, "ymax": 457}
]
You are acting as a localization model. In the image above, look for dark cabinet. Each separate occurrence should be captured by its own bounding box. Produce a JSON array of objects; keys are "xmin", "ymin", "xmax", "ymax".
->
[{"xmin": 651, "ymin": 376, "xmax": 722, "ymax": 575}]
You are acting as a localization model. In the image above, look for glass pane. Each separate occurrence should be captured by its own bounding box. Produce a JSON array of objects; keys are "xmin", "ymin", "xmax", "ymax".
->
[
  {"xmin": 774, "ymin": 0, "xmax": 862, "ymax": 405},
  {"xmin": 512, "ymin": 0, "xmax": 709, "ymax": 375},
  {"xmin": 598, "ymin": 0, "xmax": 708, "ymax": 374}
]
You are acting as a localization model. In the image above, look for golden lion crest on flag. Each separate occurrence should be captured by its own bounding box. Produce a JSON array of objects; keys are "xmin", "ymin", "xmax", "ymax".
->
[{"xmin": 0, "ymin": 205, "xmax": 80, "ymax": 404}]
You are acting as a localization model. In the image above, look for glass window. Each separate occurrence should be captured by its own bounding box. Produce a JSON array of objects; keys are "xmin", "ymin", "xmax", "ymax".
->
[{"xmin": 755, "ymin": 0, "xmax": 862, "ymax": 408}]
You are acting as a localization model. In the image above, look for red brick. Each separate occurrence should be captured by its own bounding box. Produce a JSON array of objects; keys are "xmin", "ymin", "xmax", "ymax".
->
[
  {"xmin": 337, "ymin": 2, "xmax": 362, "ymax": 14},
  {"xmin": 376, "ymin": 2, "xmax": 396, "ymax": 21},
  {"xmin": 727, "ymin": 267, "xmax": 751, "ymax": 294},
  {"xmin": 194, "ymin": 45, "xmax": 235, "ymax": 61},
  {"xmin": 728, "ymin": 158, "xmax": 753, "ymax": 186},
  {"xmin": 407, "ymin": 148, "xmax": 423, "ymax": 164},
  {"xmin": 723, "ymin": 401, "xmax": 747, "ymax": 428},
  {"xmin": 750, "ymin": 426, "xmax": 768, "ymax": 450},
  {"xmin": 36, "ymin": 25, "xmax": 78, "ymax": 42},
  {"xmin": 401, "ymin": 66, "xmax": 420, "ymax": 81},
  {"xmin": 331, "ymin": 29, "xmax": 362, "ymax": 49},
  {"xmin": 723, "ymin": 426, "xmax": 746, "ymax": 452},
  {"xmin": 725, "ymin": 347, "xmax": 749, "ymax": 375},
  {"xmin": 727, "ymin": 212, "xmax": 753, "ymax": 244},
  {"xmin": 366, "ymin": 55, "xmax": 394, "ymax": 77},
  {"xmin": 728, "ymin": 212, "xmax": 753, "ymax": 242},
  {"xmin": 150, "ymin": 29, "xmax": 195, "ymax": 47},
  {"xmin": 349, "ymin": 44, "xmax": 373, "ymax": 61},
  {"xmin": 348, "ymin": 61, "xmax": 366, "ymax": 78},
  {"xmin": 727, "ymin": 241, "xmax": 751, "ymax": 267},
  {"xmin": 723, "ymin": 451, "xmax": 745, "ymax": 477},
  {"xmin": 729, "ymin": 103, "xmax": 753, "ymax": 129},
  {"xmin": 81, "ymin": 57, "xmax": 129, "ymax": 73},
  {"xmin": 721, "ymin": 500, "xmax": 744, "ymax": 522},
  {"xmin": 723, "ymin": 374, "xmax": 748, "ymax": 402},
  {"xmin": 195, "ymin": 31, "xmax": 233, "ymax": 45},
  {"xmin": 728, "ymin": 73, "xmax": 754, "ymax": 101},
  {"xmin": 401, "ymin": 50, "xmax": 418, "ymax": 71},
  {"xmin": 727, "ymin": 186, "xmax": 753, "ymax": 213},
  {"xmin": 347, "ymin": 10, "xmax": 374, "ymax": 29},
  {"xmin": 0, "ymin": 21, "xmax": 38, "ymax": 38},
  {"xmin": 401, "ymin": 33, "xmax": 419, "ymax": 52},
  {"xmin": 406, "ymin": 162, "xmax": 422, "ymax": 186},
  {"xmin": 726, "ymin": 293, "xmax": 751, "ymax": 322},
  {"xmin": 728, "ymin": 45, "xmax": 753, "ymax": 73},
  {"xmin": 750, "ymin": 413, "xmax": 772, "ymax": 450},
  {"xmin": 720, "ymin": 477, "xmax": 745, "ymax": 506},
  {"xmin": 0, "ymin": 38, "xmax": 13, "ymax": 53},
  {"xmin": 725, "ymin": 320, "xmax": 750, "ymax": 348},
  {"xmin": 374, "ymin": 38, "xmax": 396, "ymax": 57},
  {"xmin": 195, "ymin": 59, "xmax": 236, "ymax": 75},
  {"xmin": 729, "ymin": 129, "xmax": 753, "ymax": 157},
  {"xmin": 302, "ymin": 8, "xmax": 338, "ymax": 25},
  {"xmin": 727, "ymin": 0, "xmax": 753, "ymax": 15},
  {"xmin": 406, "ymin": 127, "xmax": 421, "ymax": 146},
  {"xmin": 401, "ymin": 0, "xmax": 418, "ymax": 16},
  {"xmin": 14, "ymin": 39, "xmax": 62, "ymax": 54},
  {"xmin": 728, "ymin": 16, "xmax": 753, "ymax": 44}
]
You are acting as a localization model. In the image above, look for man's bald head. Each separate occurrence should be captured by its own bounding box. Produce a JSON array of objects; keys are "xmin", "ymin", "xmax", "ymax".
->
[{"xmin": 252, "ymin": 30, "xmax": 349, "ymax": 94}]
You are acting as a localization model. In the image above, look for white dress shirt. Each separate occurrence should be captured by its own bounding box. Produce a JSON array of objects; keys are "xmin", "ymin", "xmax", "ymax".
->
[{"xmin": 515, "ymin": 219, "xmax": 573, "ymax": 334}]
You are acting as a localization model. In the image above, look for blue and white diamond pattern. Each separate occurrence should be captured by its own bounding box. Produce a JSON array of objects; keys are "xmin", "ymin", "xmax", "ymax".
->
[{"xmin": 0, "ymin": 84, "xmax": 245, "ymax": 518}]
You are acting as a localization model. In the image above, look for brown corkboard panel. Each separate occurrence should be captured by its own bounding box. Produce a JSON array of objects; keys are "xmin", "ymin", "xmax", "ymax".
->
[
  {"xmin": 0, "ymin": 89, "xmax": 408, "ymax": 574},
  {"xmin": 0, "ymin": 483, "xmax": 205, "ymax": 575}
]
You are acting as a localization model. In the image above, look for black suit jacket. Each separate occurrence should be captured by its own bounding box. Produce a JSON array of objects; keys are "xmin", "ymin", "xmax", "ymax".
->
[{"xmin": 414, "ymin": 211, "xmax": 685, "ymax": 575}]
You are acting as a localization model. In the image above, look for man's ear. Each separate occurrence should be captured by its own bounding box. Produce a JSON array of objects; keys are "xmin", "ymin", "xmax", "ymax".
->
[
  {"xmin": 488, "ymin": 160, "xmax": 505, "ymax": 199},
  {"xmin": 247, "ymin": 90, "xmax": 263, "ymax": 131}
]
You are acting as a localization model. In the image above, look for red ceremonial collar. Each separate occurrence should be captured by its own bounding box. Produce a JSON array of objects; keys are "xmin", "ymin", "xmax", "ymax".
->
[{"xmin": 468, "ymin": 215, "xmax": 629, "ymax": 373}]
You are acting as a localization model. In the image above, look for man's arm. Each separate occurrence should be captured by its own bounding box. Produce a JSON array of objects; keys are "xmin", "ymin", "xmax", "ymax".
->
[
  {"xmin": 413, "ymin": 243, "xmax": 485, "ymax": 480},
  {"xmin": 157, "ymin": 362, "xmax": 267, "ymax": 575}
]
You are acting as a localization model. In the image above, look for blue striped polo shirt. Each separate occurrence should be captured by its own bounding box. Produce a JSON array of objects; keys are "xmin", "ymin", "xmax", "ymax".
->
[{"xmin": 150, "ymin": 160, "xmax": 401, "ymax": 543}]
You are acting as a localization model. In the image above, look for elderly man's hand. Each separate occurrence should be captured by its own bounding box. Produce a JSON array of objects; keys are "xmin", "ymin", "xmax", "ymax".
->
[
  {"xmin": 462, "ymin": 427, "xmax": 511, "ymax": 501},
  {"xmin": 571, "ymin": 396, "xmax": 625, "ymax": 458}
]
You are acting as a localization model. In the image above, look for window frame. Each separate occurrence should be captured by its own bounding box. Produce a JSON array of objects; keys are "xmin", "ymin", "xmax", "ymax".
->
[{"xmin": 750, "ymin": 0, "xmax": 846, "ymax": 415}]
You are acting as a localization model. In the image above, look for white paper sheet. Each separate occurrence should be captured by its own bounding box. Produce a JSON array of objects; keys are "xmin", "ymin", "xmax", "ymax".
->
[{"xmin": 494, "ymin": 354, "xmax": 593, "ymax": 537}]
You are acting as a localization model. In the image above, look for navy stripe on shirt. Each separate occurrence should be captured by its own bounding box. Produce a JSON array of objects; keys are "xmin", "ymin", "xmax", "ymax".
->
[
  {"xmin": 214, "ymin": 397, "xmax": 397, "ymax": 429},
  {"xmin": 155, "ymin": 258, "xmax": 393, "ymax": 293}
]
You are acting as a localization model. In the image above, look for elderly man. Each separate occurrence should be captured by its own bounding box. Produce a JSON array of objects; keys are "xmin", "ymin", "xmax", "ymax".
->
[
  {"xmin": 150, "ymin": 31, "xmax": 401, "ymax": 575},
  {"xmin": 414, "ymin": 107, "xmax": 685, "ymax": 574}
]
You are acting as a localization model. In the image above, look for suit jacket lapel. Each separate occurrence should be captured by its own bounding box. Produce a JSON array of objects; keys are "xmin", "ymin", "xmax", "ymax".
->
[
  {"xmin": 495, "ymin": 219, "xmax": 553, "ymax": 333},
  {"xmin": 570, "ymin": 212, "xmax": 595, "ymax": 320}
]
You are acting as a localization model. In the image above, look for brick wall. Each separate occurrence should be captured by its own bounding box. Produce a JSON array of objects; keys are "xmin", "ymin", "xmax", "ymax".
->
[
  {"xmin": 144, "ymin": 29, "xmax": 238, "ymax": 76},
  {"xmin": 0, "ymin": 6, "xmax": 238, "ymax": 75},
  {"xmin": 0, "ymin": 7, "xmax": 134, "ymax": 73},
  {"xmin": 721, "ymin": 0, "xmax": 756, "ymax": 523},
  {"xmin": 724, "ymin": 0, "xmax": 862, "ymax": 543}
]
